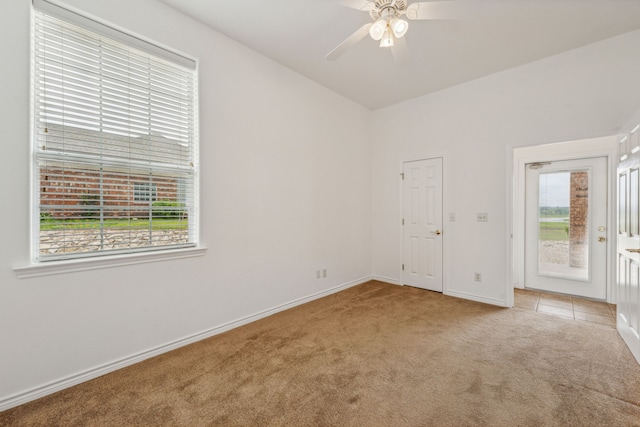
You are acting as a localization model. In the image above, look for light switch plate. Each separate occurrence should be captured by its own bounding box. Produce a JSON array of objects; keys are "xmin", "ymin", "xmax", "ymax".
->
[{"xmin": 477, "ymin": 213, "xmax": 488, "ymax": 222}]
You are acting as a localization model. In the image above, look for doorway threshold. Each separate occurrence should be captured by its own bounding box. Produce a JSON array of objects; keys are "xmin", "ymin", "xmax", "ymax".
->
[{"xmin": 514, "ymin": 288, "xmax": 615, "ymax": 327}]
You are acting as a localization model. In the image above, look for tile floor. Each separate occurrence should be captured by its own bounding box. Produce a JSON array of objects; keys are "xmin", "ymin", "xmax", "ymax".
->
[{"xmin": 514, "ymin": 288, "xmax": 616, "ymax": 327}]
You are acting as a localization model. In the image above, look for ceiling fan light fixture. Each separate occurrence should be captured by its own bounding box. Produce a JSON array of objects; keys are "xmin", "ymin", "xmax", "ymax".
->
[
  {"xmin": 379, "ymin": 28, "xmax": 394, "ymax": 47},
  {"xmin": 369, "ymin": 19, "xmax": 387, "ymax": 41},
  {"xmin": 391, "ymin": 19, "xmax": 409, "ymax": 38}
]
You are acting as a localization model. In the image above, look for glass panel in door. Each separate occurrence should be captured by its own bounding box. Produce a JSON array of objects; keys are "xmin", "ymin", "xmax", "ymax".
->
[{"xmin": 537, "ymin": 170, "xmax": 588, "ymax": 281}]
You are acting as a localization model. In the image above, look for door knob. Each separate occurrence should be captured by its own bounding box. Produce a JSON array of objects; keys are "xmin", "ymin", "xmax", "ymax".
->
[
  {"xmin": 598, "ymin": 236, "xmax": 606, "ymax": 242},
  {"xmin": 431, "ymin": 229, "xmax": 441, "ymax": 235},
  {"xmin": 626, "ymin": 248, "xmax": 640, "ymax": 253}
]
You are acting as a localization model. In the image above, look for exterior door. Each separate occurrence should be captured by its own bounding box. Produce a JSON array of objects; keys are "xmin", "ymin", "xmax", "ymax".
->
[
  {"xmin": 617, "ymin": 137, "xmax": 640, "ymax": 363},
  {"xmin": 402, "ymin": 158, "xmax": 443, "ymax": 292},
  {"xmin": 525, "ymin": 157, "xmax": 608, "ymax": 299}
]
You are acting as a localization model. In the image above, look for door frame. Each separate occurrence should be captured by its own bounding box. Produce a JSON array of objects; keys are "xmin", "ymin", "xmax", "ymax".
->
[
  {"xmin": 400, "ymin": 156, "xmax": 445, "ymax": 292},
  {"xmin": 511, "ymin": 137, "xmax": 617, "ymax": 303}
]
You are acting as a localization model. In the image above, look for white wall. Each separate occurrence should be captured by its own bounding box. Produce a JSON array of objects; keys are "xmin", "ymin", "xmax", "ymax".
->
[
  {"xmin": 0, "ymin": 0, "xmax": 372, "ymax": 408},
  {"xmin": 371, "ymin": 30, "xmax": 640, "ymax": 306}
]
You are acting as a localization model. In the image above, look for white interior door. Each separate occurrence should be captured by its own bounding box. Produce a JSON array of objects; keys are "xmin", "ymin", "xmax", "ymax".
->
[
  {"xmin": 525, "ymin": 157, "xmax": 608, "ymax": 299},
  {"xmin": 402, "ymin": 158, "xmax": 443, "ymax": 292},
  {"xmin": 617, "ymin": 149, "xmax": 640, "ymax": 363}
]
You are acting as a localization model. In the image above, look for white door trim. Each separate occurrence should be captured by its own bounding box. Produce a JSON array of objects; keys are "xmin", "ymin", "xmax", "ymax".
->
[{"xmin": 511, "ymin": 136, "xmax": 617, "ymax": 303}]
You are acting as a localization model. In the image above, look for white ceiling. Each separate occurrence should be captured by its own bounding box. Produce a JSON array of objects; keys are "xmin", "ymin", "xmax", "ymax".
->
[{"xmin": 158, "ymin": 0, "xmax": 640, "ymax": 110}]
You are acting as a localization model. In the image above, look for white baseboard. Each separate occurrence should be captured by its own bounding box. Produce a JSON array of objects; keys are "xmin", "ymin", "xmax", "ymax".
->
[
  {"xmin": 0, "ymin": 276, "xmax": 373, "ymax": 412},
  {"xmin": 371, "ymin": 275, "xmax": 401, "ymax": 285},
  {"xmin": 444, "ymin": 290, "xmax": 509, "ymax": 307},
  {"xmin": 373, "ymin": 277, "xmax": 508, "ymax": 308}
]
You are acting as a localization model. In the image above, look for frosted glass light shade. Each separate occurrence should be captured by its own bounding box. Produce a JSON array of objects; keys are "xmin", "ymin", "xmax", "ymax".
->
[
  {"xmin": 379, "ymin": 28, "xmax": 394, "ymax": 47},
  {"xmin": 369, "ymin": 19, "xmax": 386, "ymax": 41},
  {"xmin": 391, "ymin": 19, "xmax": 408, "ymax": 38}
]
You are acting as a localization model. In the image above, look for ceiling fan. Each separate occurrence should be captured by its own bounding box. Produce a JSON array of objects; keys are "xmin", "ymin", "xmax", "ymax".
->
[{"xmin": 326, "ymin": 0, "xmax": 480, "ymax": 63}]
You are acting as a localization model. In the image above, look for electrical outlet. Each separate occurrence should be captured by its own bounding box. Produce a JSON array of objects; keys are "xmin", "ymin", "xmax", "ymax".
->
[
  {"xmin": 322, "ymin": 269, "xmax": 327, "ymax": 278},
  {"xmin": 474, "ymin": 272, "xmax": 482, "ymax": 282},
  {"xmin": 477, "ymin": 213, "xmax": 488, "ymax": 222},
  {"xmin": 316, "ymin": 270, "xmax": 321, "ymax": 279}
]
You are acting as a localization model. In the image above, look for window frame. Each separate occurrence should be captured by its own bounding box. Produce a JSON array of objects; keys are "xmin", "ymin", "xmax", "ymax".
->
[{"xmin": 26, "ymin": 0, "xmax": 202, "ymax": 269}]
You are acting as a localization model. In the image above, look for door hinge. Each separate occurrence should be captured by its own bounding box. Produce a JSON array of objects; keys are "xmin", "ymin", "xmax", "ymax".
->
[
  {"xmin": 402, "ymin": 264, "xmax": 405, "ymax": 271},
  {"xmin": 400, "ymin": 173, "xmax": 404, "ymax": 180}
]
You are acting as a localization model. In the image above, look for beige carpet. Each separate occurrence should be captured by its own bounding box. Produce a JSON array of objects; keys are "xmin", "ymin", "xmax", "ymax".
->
[{"xmin": 2, "ymin": 281, "xmax": 640, "ymax": 426}]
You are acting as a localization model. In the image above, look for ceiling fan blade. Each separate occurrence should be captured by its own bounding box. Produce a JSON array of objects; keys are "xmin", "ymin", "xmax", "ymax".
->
[
  {"xmin": 325, "ymin": 23, "xmax": 373, "ymax": 60},
  {"xmin": 339, "ymin": 0, "xmax": 376, "ymax": 12},
  {"xmin": 406, "ymin": 1, "xmax": 481, "ymax": 20},
  {"xmin": 390, "ymin": 36, "xmax": 410, "ymax": 65}
]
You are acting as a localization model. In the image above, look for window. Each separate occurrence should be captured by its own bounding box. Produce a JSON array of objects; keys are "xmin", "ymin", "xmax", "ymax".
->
[
  {"xmin": 32, "ymin": 0, "xmax": 198, "ymax": 262},
  {"xmin": 134, "ymin": 183, "xmax": 158, "ymax": 202}
]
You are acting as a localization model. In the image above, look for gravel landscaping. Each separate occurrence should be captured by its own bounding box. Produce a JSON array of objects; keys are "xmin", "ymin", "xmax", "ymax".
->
[
  {"xmin": 539, "ymin": 240, "xmax": 570, "ymax": 265},
  {"xmin": 39, "ymin": 229, "xmax": 188, "ymax": 255}
]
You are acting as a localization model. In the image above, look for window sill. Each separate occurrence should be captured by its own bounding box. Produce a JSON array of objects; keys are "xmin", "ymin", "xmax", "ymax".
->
[{"xmin": 13, "ymin": 246, "xmax": 207, "ymax": 279}]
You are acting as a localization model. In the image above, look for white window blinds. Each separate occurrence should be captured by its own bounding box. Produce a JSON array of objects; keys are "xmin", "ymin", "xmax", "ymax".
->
[{"xmin": 33, "ymin": 3, "xmax": 198, "ymax": 261}]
